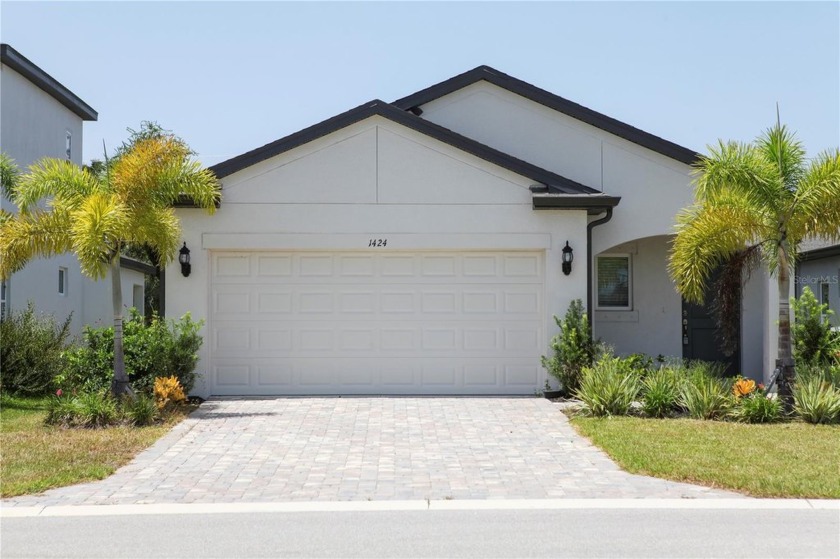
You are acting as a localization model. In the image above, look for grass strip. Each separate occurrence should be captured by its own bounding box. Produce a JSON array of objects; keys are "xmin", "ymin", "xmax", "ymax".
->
[
  {"xmin": 1, "ymin": 394, "xmax": 188, "ymax": 498},
  {"xmin": 570, "ymin": 415, "xmax": 840, "ymax": 498}
]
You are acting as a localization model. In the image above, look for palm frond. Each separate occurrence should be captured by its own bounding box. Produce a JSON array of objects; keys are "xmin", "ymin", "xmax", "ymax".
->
[
  {"xmin": 0, "ymin": 209, "xmax": 73, "ymax": 278},
  {"xmin": 0, "ymin": 152, "xmax": 21, "ymax": 199},
  {"xmin": 788, "ymin": 149, "xmax": 840, "ymax": 244},
  {"xmin": 123, "ymin": 205, "xmax": 181, "ymax": 267},
  {"xmin": 669, "ymin": 192, "xmax": 773, "ymax": 303},
  {"xmin": 757, "ymin": 123, "xmax": 806, "ymax": 191},
  {"xmin": 692, "ymin": 140, "xmax": 784, "ymax": 212},
  {"xmin": 69, "ymin": 193, "xmax": 128, "ymax": 279},
  {"xmin": 15, "ymin": 159, "xmax": 102, "ymax": 213}
]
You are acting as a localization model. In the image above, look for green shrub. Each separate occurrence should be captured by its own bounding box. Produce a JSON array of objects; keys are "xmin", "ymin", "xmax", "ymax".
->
[
  {"xmin": 58, "ymin": 310, "xmax": 203, "ymax": 395},
  {"xmin": 731, "ymin": 393, "xmax": 783, "ymax": 423},
  {"xmin": 680, "ymin": 372, "xmax": 734, "ymax": 420},
  {"xmin": 797, "ymin": 363, "xmax": 840, "ymax": 390},
  {"xmin": 575, "ymin": 355, "xmax": 640, "ymax": 417},
  {"xmin": 794, "ymin": 377, "xmax": 840, "ymax": 425},
  {"xmin": 641, "ymin": 368, "xmax": 680, "ymax": 418},
  {"xmin": 0, "ymin": 303, "xmax": 72, "ymax": 395},
  {"xmin": 541, "ymin": 299, "xmax": 596, "ymax": 395},
  {"xmin": 685, "ymin": 360, "xmax": 728, "ymax": 379},
  {"xmin": 123, "ymin": 393, "xmax": 158, "ymax": 426},
  {"xmin": 46, "ymin": 390, "xmax": 119, "ymax": 428},
  {"xmin": 792, "ymin": 287, "xmax": 839, "ymax": 366}
]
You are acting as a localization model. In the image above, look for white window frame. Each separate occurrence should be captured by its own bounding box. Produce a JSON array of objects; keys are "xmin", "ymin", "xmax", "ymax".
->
[
  {"xmin": 58, "ymin": 267, "xmax": 68, "ymax": 296},
  {"xmin": 595, "ymin": 253, "xmax": 632, "ymax": 311},
  {"xmin": 65, "ymin": 130, "xmax": 72, "ymax": 160}
]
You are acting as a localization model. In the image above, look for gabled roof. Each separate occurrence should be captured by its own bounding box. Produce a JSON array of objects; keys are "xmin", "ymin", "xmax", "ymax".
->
[
  {"xmin": 0, "ymin": 44, "xmax": 97, "ymax": 121},
  {"xmin": 393, "ymin": 65, "xmax": 699, "ymax": 165},
  {"xmin": 209, "ymin": 99, "xmax": 619, "ymax": 211}
]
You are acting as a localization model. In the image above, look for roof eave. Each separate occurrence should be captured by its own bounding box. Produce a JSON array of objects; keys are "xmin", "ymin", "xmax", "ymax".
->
[
  {"xmin": 532, "ymin": 193, "xmax": 621, "ymax": 214},
  {"xmin": 799, "ymin": 244, "xmax": 840, "ymax": 261},
  {"xmin": 0, "ymin": 44, "xmax": 98, "ymax": 121}
]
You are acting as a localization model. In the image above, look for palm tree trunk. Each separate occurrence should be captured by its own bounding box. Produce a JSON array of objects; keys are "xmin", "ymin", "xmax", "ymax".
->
[
  {"xmin": 109, "ymin": 256, "xmax": 134, "ymax": 398},
  {"xmin": 776, "ymin": 251, "xmax": 795, "ymax": 411}
]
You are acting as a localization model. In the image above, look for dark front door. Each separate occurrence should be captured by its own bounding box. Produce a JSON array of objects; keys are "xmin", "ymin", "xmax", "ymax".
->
[{"xmin": 682, "ymin": 272, "xmax": 741, "ymax": 376}]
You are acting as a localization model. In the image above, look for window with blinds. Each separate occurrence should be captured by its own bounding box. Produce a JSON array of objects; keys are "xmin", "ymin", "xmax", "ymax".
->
[{"xmin": 596, "ymin": 255, "xmax": 631, "ymax": 309}]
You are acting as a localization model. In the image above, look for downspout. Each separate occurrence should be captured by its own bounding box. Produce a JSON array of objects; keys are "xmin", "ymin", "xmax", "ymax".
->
[{"xmin": 586, "ymin": 208, "xmax": 613, "ymax": 334}]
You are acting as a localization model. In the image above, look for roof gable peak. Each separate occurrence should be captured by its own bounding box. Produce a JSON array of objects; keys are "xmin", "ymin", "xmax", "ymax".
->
[{"xmin": 393, "ymin": 65, "xmax": 699, "ymax": 165}]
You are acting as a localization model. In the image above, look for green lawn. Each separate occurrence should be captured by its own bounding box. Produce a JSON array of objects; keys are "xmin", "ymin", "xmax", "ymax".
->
[
  {"xmin": 0, "ymin": 394, "xmax": 188, "ymax": 498},
  {"xmin": 571, "ymin": 415, "xmax": 840, "ymax": 498}
]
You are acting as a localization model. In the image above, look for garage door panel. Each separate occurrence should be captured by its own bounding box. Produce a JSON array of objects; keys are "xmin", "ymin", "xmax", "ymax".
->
[
  {"xmin": 257, "ymin": 364, "xmax": 293, "ymax": 386},
  {"xmin": 209, "ymin": 251, "xmax": 544, "ymax": 395},
  {"xmin": 210, "ymin": 358, "xmax": 539, "ymax": 395},
  {"xmin": 256, "ymin": 255, "xmax": 292, "ymax": 277},
  {"xmin": 504, "ymin": 364, "xmax": 541, "ymax": 386}
]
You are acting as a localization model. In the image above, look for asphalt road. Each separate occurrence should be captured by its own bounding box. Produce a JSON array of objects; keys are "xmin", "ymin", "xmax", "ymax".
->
[{"xmin": 2, "ymin": 507, "xmax": 838, "ymax": 558}]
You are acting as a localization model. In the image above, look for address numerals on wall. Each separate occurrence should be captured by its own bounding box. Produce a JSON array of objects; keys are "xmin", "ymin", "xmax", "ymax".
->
[{"xmin": 367, "ymin": 239, "xmax": 388, "ymax": 247}]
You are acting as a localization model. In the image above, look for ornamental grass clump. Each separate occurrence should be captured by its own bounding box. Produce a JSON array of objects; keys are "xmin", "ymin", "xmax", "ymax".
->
[
  {"xmin": 680, "ymin": 371, "xmax": 734, "ymax": 420},
  {"xmin": 731, "ymin": 392, "xmax": 783, "ymax": 423},
  {"xmin": 124, "ymin": 393, "xmax": 158, "ymax": 426},
  {"xmin": 575, "ymin": 355, "xmax": 640, "ymax": 417},
  {"xmin": 46, "ymin": 390, "xmax": 119, "ymax": 428},
  {"xmin": 154, "ymin": 376, "xmax": 186, "ymax": 411},
  {"xmin": 793, "ymin": 377, "xmax": 840, "ymax": 425},
  {"xmin": 640, "ymin": 368, "xmax": 680, "ymax": 418}
]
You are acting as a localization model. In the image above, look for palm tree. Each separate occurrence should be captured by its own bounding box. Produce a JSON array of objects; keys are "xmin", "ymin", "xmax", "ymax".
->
[
  {"xmin": 0, "ymin": 135, "xmax": 220, "ymax": 396},
  {"xmin": 669, "ymin": 123, "xmax": 840, "ymax": 408}
]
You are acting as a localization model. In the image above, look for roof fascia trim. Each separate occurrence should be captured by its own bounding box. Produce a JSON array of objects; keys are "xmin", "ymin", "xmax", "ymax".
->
[
  {"xmin": 119, "ymin": 257, "xmax": 156, "ymax": 276},
  {"xmin": 532, "ymin": 193, "xmax": 621, "ymax": 214},
  {"xmin": 799, "ymin": 244, "xmax": 840, "ymax": 261},
  {"xmin": 0, "ymin": 44, "xmax": 98, "ymax": 121},
  {"xmin": 393, "ymin": 66, "xmax": 699, "ymax": 165}
]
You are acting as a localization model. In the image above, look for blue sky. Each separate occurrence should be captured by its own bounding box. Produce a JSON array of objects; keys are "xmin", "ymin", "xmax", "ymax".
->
[{"xmin": 2, "ymin": 1, "xmax": 838, "ymax": 166}]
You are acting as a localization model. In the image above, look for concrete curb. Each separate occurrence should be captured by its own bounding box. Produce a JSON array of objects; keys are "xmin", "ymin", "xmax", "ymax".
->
[{"xmin": 3, "ymin": 498, "xmax": 838, "ymax": 518}]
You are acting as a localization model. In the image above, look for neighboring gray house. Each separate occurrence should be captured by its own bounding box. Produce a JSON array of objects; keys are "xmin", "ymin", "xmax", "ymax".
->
[
  {"xmin": 797, "ymin": 240, "xmax": 840, "ymax": 328},
  {"xmin": 165, "ymin": 66, "xmax": 817, "ymax": 397},
  {"xmin": 0, "ymin": 44, "xmax": 148, "ymax": 333}
]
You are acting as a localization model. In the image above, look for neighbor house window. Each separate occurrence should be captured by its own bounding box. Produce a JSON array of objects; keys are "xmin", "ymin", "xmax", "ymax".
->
[
  {"xmin": 58, "ymin": 267, "xmax": 68, "ymax": 295},
  {"xmin": 65, "ymin": 130, "xmax": 72, "ymax": 160},
  {"xmin": 820, "ymin": 282, "xmax": 830, "ymax": 322},
  {"xmin": 596, "ymin": 254, "xmax": 631, "ymax": 309}
]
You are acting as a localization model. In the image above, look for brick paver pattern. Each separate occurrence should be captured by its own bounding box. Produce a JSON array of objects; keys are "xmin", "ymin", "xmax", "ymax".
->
[{"xmin": 2, "ymin": 398, "xmax": 741, "ymax": 506}]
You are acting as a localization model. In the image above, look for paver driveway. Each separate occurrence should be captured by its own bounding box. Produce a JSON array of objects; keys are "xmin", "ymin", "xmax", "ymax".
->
[{"xmin": 2, "ymin": 398, "xmax": 741, "ymax": 506}]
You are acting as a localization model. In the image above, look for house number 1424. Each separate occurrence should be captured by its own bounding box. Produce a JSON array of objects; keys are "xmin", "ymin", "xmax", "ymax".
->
[{"xmin": 368, "ymin": 239, "xmax": 387, "ymax": 247}]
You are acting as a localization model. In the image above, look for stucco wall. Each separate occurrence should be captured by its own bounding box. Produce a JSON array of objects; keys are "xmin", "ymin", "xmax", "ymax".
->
[
  {"xmin": 741, "ymin": 267, "xmax": 767, "ymax": 380},
  {"xmin": 592, "ymin": 236, "xmax": 682, "ymax": 359},
  {"xmin": 417, "ymin": 81, "xmax": 696, "ymax": 250},
  {"xmin": 168, "ymin": 117, "xmax": 590, "ymax": 396},
  {"xmin": 0, "ymin": 63, "xmax": 118, "ymax": 336}
]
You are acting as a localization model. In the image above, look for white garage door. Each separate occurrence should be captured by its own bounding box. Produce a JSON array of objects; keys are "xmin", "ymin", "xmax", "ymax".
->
[{"xmin": 209, "ymin": 251, "xmax": 544, "ymax": 395}]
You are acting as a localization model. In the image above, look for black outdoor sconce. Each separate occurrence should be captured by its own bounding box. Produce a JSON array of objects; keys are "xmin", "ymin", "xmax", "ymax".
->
[
  {"xmin": 562, "ymin": 241, "xmax": 573, "ymax": 276},
  {"xmin": 179, "ymin": 242, "xmax": 191, "ymax": 277}
]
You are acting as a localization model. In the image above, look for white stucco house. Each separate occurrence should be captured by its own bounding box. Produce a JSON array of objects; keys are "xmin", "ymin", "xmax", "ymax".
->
[
  {"xmin": 167, "ymin": 66, "xmax": 793, "ymax": 397},
  {"xmin": 0, "ymin": 44, "xmax": 149, "ymax": 334}
]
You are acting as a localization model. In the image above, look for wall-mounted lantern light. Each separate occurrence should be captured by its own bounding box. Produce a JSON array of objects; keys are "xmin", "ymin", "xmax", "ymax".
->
[
  {"xmin": 179, "ymin": 243, "xmax": 191, "ymax": 277},
  {"xmin": 562, "ymin": 241, "xmax": 573, "ymax": 276}
]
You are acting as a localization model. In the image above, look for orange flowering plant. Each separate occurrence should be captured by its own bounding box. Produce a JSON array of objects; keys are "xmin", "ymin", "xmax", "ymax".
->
[{"xmin": 732, "ymin": 377, "xmax": 766, "ymax": 399}]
